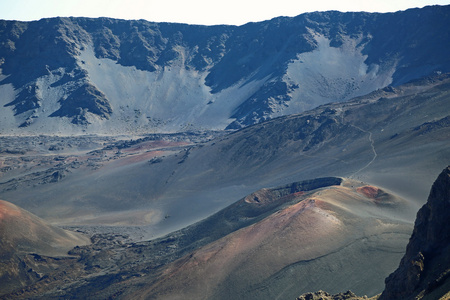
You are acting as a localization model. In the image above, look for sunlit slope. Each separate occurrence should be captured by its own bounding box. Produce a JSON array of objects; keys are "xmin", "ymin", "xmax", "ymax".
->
[
  {"xmin": 0, "ymin": 200, "xmax": 89, "ymax": 257},
  {"xmin": 0, "ymin": 199, "xmax": 90, "ymax": 294},
  {"xmin": 132, "ymin": 179, "xmax": 412, "ymax": 299}
]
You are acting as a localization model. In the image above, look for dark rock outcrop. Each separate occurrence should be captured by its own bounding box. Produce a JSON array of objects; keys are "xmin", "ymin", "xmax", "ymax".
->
[
  {"xmin": 4, "ymin": 82, "xmax": 41, "ymax": 115},
  {"xmin": 379, "ymin": 166, "xmax": 450, "ymax": 300},
  {"xmin": 50, "ymin": 82, "xmax": 112, "ymax": 124},
  {"xmin": 296, "ymin": 290, "xmax": 365, "ymax": 300}
]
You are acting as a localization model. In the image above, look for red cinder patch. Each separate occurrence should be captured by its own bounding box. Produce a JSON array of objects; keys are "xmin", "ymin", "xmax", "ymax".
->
[
  {"xmin": 0, "ymin": 200, "xmax": 21, "ymax": 220},
  {"xmin": 357, "ymin": 185, "xmax": 380, "ymax": 199}
]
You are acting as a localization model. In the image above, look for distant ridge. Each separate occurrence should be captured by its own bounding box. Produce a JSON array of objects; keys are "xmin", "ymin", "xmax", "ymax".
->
[{"xmin": 0, "ymin": 5, "xmax": 449, "ymax": 134}]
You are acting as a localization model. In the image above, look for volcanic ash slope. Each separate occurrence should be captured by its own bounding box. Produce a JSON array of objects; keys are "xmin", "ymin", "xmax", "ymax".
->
[
  {"xmin": 0, "ymin": 199, "xmax": 90, "ymax": 257},
  {"xmin": 0, "ymin": 199, "xmax": 90, "ymax": 294},
  {"xmin": 131, "ymin": 178, "xmax": 412, "ymax": 300},
  {"xmin": 296, "ymin": 166, "xmax": 450, "ymax": 300}
]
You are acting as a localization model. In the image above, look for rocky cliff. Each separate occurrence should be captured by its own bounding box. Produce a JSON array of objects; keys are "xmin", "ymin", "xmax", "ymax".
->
[
  {"xmin": 1, "ymin": 5, "xmax": 449, "ymax": 134},
  {"xmin": 379, "ymin": 166, "xmax": 450, "ymax": 300}
]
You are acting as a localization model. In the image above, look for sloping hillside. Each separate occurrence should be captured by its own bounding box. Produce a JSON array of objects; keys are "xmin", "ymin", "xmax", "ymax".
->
[
  {"xmin": 132, "ymin": 179, "xmax": 411, "ymax": 299},
  {"xmin": 0, "ymin": 200, "xmax": 89, "ymax": 295},
  {"xmin": 0, "ymin": 74, "xmax": 448, "ymax": 238},
  {"xmin": 296, "ymin": 166, "xmax": 450, "ymax": 300},
  {"xmin": 0, "ymin": 178, "xmax": 412, "ymax": 299}
]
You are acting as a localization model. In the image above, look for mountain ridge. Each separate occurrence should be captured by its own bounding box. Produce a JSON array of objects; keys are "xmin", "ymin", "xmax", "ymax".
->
[
  {"xmin": 1, "ymin": 5, "xmax": 449, "ymax": 133},
  {"xmin": 0, "ymin": 6, "xmax": 449, "ymax": 299}
]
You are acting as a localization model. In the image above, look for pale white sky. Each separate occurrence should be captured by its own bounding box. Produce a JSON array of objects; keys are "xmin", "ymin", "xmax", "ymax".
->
[{"xmin": 0, "ymin": 0, "xmax": 449, "ymax": 25}]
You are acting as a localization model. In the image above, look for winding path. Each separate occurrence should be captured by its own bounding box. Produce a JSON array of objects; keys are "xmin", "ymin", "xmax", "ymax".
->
[{"xmin": 350, "ymin": 124, "xmax": 377, "ymax": 178}]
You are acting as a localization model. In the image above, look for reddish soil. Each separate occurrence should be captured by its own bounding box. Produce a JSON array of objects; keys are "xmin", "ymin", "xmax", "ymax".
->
[
  {"xmin": 356, "ymin": 185, "xmax": 380, "ymax": 199},
  {"xmin": 119, "ymin": 150, "xmax": 167, "ymax": 164},
  {"xmin": 0, "ymin": 200, "xmax": 21, "ymax": 220},
  {"xmin": 121, "ymin": 141, "xmax": 189, "ymax": 153}
]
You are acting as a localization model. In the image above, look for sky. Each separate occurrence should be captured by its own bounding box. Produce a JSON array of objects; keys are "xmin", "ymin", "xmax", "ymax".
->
[{"xmin": 0, "ymin": 0, "xmax": 449, "ymax": 25}]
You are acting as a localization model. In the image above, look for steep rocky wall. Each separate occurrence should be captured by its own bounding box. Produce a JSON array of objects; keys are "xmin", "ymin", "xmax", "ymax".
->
[{"xmin": 379, "ymin": 166, "xmax": 450, "ymax": 300}]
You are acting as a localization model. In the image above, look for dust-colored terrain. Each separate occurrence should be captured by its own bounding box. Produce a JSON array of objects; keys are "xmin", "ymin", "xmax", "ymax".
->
[
  {"xmin": 297, "ymin": 166, "xmax": 450, "ymax": 300},
  {"xmin": 133, "ymin": 179, "xmax": 411, "ymax": 299},
  {"xmin": 0, "ymin": 7, "xmax": 449, "ymax": 299},
  {"xmin": 0, "ymin": 200, "xmax": 90, "ymax": 295},
  {"xmin": 0, "ymin": 76, "xmax": 448, "ymax": 299},
  {"xmin": 0, "ymin": 178, "xmax": 411, "ymax": 299},
  {"xmin": 1, "ymin": 76, "xmax": 449, "ymax": 240}
]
